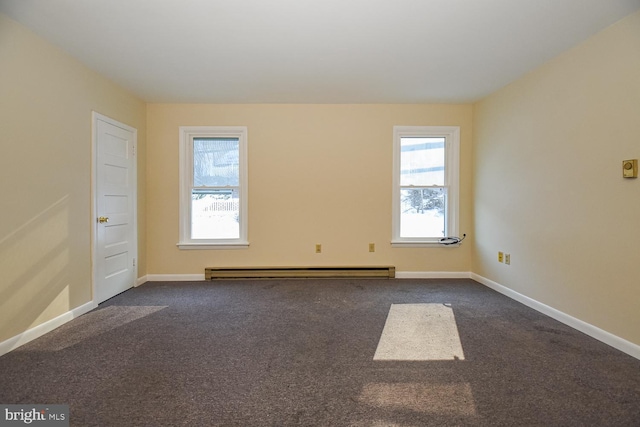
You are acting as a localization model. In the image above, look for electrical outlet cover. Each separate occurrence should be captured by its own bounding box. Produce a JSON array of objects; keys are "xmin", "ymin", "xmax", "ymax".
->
[{"xmin": 623, "ymin": 159, "xmax": 638, "ymax": 178}]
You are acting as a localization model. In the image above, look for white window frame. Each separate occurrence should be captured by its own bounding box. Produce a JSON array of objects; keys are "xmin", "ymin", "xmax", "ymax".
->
[
  {"xmin": 392, "ymin": 126, "xmax": 460, "ymax": 247},
  {"xmin": 178, "ymin": 126, "xmax": 248, "ymax": 250}
]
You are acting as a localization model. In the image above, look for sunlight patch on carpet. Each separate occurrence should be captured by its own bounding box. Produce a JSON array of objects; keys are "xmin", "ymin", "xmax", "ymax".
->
[
  {"xmin": 373, "ymin": 303, "xmax": 465, "ymax": 361},
  {"xmin": 358, "ymin": 382, "xmax": 476, "ymax": 415},
  {"xmin": 21, "ymin": 306, "xmax": 167, "ymax": 351}
]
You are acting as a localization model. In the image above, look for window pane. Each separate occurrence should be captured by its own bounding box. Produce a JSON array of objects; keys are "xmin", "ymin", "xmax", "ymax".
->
[
  {"xmin": 191, "ymin": 189, "xmax": 239, "ymax": 239},
  {"xmin": 193, "ymin": 138, "xmax": 239, "ymax": 186},
  {"xmin": 400, "ymin": 188, "xmax": 446, "ymax": 237},
  {"xmin": 400, "ymin": 137, "xmax": 445, "ymax": 186}
]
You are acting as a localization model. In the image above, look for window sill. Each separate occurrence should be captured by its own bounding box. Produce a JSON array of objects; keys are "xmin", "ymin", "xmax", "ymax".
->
[
  {"xmin": 391, "ymin": 241, "xmax": 461, "ymax": 248},
  {"xmin": 177, "ymin": 242, "xmax": 249, "ymax": 250}
]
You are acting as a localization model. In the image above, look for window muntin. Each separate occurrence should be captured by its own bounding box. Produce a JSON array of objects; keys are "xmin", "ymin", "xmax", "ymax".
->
[
  {"xmin": 392, "ymin": 126, "xmax": 459, "ymax": 246},
  {"xmin": 179, "ymin": 127, "xmax": 248, "ymax": 249}
]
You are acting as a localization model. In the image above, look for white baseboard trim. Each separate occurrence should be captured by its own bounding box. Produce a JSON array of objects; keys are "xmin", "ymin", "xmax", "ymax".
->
[
  {"xmin": 145, "ymin": 274, "xmax": 206, "ymax": 282},
  {"xmin": 136, "ymin": 275, "xmax": 147, "ymax": 286},
  {"xmin": 396, "ymin": 271, "xmax": 471, "ymax": 279},
  {"xmin": 0, "ymin": 301, "xmax": 96, "ymax": 357},
  {"xmin": 470, "ymin": 273, "xmax": 640, "ymax": 360}
]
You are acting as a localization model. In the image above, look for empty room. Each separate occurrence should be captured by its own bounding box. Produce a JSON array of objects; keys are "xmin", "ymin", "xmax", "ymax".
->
[{"xmin": 1, "ymin": 0, "xmax": 639, "ymax": 425}]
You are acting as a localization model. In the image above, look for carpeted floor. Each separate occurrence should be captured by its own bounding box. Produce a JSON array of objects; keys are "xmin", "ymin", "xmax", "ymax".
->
[{"xmin": 1, "ymin": 279, "xmax": 639, "ymax": 426}]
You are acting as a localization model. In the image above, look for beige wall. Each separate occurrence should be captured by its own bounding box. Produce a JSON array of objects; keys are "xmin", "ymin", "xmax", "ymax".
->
[
  {"xmin": 473, "ymin": 11, "xmax": 640, "ymax": 344},
  {"xmin": 147, "ymin": 104, "xmax": 473, "ymax": 274},
  {"xmin": 0, "ymin": 14, "xmax": 146, "ymax": 343}
]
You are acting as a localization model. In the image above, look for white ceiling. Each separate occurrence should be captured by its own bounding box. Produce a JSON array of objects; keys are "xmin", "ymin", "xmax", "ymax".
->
[{"xmin": 1, "ymin": 0, "xmax": 639, "ymax": 103}]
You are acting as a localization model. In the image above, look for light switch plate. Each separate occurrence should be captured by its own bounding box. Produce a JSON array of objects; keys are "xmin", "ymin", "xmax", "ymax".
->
[{"xmin": 622, "ymin": 159, "xmax": 638, "ymax": 178}]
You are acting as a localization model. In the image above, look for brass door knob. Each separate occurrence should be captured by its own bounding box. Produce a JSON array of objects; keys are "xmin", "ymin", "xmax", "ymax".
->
[{"xmin": 97, "ymin": 216, "xmax": 109, "ymax": 223}]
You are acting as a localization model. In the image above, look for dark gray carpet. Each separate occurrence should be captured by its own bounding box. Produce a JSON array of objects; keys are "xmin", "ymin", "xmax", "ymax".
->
[{"xmin": 1, "ymin": 279, "xmax": 639, "ymax": 426}]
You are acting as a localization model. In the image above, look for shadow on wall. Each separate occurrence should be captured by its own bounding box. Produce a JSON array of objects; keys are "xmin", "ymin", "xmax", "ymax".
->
[{"xmin": 0, "ymin": 195, "xmax": 72, "ymax": 345}]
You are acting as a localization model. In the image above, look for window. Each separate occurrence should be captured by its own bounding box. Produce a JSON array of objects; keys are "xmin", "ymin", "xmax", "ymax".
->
[
  {"xmin": 178, "ymin": 126, "xmax": 248, "ymax": 249},
  {"xmin": 392, "ymin": 126, "xmax": 460, "ymax": 246}
]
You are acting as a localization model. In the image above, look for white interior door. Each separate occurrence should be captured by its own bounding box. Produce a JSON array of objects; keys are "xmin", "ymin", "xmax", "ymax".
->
[{"xmin": 94, "ymin": 113, "xmax": 137, "ymax": 304}]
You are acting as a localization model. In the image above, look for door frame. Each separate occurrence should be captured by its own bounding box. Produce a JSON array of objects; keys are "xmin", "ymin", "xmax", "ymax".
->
[{"xmin": 91, "ymin": 111, "xmax": 138, "ymax": 304}]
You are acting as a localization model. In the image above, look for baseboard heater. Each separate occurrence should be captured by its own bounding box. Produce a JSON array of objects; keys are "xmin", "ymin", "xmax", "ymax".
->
[{"xmin": 205, "ymin": 266, "xmax": 395, "ymax": 280}]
